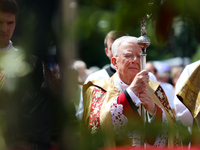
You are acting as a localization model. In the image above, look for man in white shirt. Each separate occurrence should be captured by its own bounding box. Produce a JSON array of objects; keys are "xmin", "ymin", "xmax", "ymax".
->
[{"xmin": 0, "ymin": 1, "xmax": 62, "ymax": 149}]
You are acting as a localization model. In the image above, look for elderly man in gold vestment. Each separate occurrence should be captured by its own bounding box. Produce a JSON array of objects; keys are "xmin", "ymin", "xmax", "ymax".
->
[{"xmin": 81, "ymin": 36, "xmax": 181, "ymax": 149}]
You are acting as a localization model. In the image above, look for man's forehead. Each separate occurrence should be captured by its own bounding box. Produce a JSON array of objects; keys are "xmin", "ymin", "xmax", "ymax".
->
[
  {"xmin": 120, "ymin": 41, "xmax": 140, "ymax": 52},
  {"xmin": 122, "ymin": 41, "xmax": 135, "ymax": 45},
  {"xmin": 0, "ymin": 11, "xmax": 16, "ymax": 20}
]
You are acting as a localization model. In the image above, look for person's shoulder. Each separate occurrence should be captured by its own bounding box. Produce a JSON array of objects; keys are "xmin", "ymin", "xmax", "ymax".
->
[
  {"xmin": 85, "ymin": 69, "xmax": 109, "ymax": 83},
  {"xmin": 187, "ymin": 60, "xmax": 200, "ymax": 68},
  {"xmin": 89, "ymin": 68, "xmax": 107, "ymax": 75},
  {"xmin": 148, "ymin": 72, "xmax": 158, "ymax": 82},
  {"xmin": 83, "ymin": 77, "xmax": 111, "ymax": 91},
  {"xmin": 192, "ymin": 60, "xmax": 200, "ymax": 65},
  {"xmin": 160, "ymin": 82, "xmax": 174, "ymax": 90},
  {"xmin": 182, "ymin": 60, "xmax": 200, "ymax": 74}
]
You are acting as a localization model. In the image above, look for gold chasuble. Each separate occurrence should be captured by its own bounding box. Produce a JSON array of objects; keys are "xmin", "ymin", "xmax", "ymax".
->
[
  {"xmin": 176, "ymin": 64, "xmax": 200, "ymax": 118},
  {"xmin": 81, "ymin": 75, "xmax": 181, "ymax": 149}
]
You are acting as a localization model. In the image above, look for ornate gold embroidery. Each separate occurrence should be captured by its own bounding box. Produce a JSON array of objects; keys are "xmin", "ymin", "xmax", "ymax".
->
[
  {"xmin": 156, "ymin": 89, "xmax": 163, "ymax": 99},
  {"xmin": 168, "ymin": 110, "xmax": 174, "ymax": 118},
  {"xmin": 155, "ymin": 86, "xmax": 176, "ymax": 123},
  {"xmin": 93, "ymin": 107, "xmax": 99, "ymax": 115},
  {"xmin": 91, "ymin": 125, "xmax": 99, "ymax": 135},
  {"xmin": 95, "ymin": 91, "xmax": 102, "ymax": 99},
  {"xmin": 130, "ymin": 136, "xmax": 141, "ymax": 147},
  {"xmin": 0, "ymin": 71, "xmax": 5, "ymax": 90},
  {"xmin": 89, "ymin": 87, "xmax": 106, "ymax": 135}
]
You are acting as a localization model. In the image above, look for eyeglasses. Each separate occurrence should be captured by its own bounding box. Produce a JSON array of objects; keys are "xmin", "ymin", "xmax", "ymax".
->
[{"xmin": 119, "ymin": 54, "xmax": 141, "ymax": 60}]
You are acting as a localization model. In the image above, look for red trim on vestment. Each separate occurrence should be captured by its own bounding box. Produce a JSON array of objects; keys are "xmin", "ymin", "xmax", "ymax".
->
[
  {"xmin": 117, "ymin": 92, "xmax": 141, "ymax": 120},
  {"xmin": 89, "ymin": 87, "xmax": 106, "ymax": 133}
]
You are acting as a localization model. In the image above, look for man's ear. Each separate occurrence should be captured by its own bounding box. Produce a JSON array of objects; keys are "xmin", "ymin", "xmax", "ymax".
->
[
  {"xmin": 111, "ymin": 57, "xmax": 117, "ymax": 69},
  {"xmin": 105, "ymin": 48, "xmax": 109, "ymax": 57}
]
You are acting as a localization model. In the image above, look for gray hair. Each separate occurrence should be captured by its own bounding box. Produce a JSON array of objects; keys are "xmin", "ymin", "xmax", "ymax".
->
[{"xmin": 111, "ymin": 36, "xmax": 138, "ymax": 57}]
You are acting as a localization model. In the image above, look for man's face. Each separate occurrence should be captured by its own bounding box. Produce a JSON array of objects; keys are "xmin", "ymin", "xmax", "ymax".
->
[
  {"xmin": 115, "ymin": 42, "xmax": 141, "ymax": 80},
  {"xmin": 146, "ymin": 63, "xmax": 158, "ymax": 78},
  {"xmin": 105, "ymin": 38, "xmax": 114, "ymax": 60},
  {"xmin": 0, "ymin": 11, "xmax": 16, "ymax": 48}
]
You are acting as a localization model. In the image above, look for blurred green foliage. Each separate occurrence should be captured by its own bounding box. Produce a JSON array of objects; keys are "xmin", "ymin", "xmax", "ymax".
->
[
  {"xmin": 11, "ymin": 0, "xmax": 200, "ymax": 67},
  {"xmin": 12, "ymin": 0, "xmax": 59, "ymax": 62},
  {"xmin": 73, "ymin": 0, "xmax": 200, "ymax": 68}
]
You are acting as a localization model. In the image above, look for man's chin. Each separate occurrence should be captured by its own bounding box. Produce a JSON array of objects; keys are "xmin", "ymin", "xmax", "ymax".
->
[
  {"xmin": 0, "ymin": 40, "xmax": 9, "ymax": 48},
  {"xmin": 128, "ymin": 71, "xmax": 138, "ymax": 77},
  {"xmin": 129, "ymin": 69, "xmax": 139, "ymax": 73}
]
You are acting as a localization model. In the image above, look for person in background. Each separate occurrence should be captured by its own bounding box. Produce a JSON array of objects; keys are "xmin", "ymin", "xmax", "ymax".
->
[
  {"xmin": 69, "ymin": 66, "xmax": 82, "ymax": 112},
  {"xmin": 146, "ymin": 61, "xmax": 175, "ymax": 112},
  {"xmin": 73, "ymin": 60, "xmax": 91, "ymax": 85},
  {"xmin": 86, "ymin": 30, "xmax": 129, "ymax": 82},
  {"xmin": 88, "ymin": 66, "xmax": 100, "ymax": 74},
  {"xmin": 0, "ymin": 0, "xmax": 17, "ymax": 51},
  {"xmin": 80, "ymin": 36, "xmax": 181, "ymax": 149},
  {"xmin": 0, "ymin": 0, "xmax": 63, "ymax": 149},
  {"xmin": 156, "ymin": 62, "xmax": 171, "ymax": 84},
  {"xmin": 170, "ymin": 66, "xmax": 183, "ymax": 89},
  {"xmin": 76, "ymin": 30, "xmax": 128, "ymax": 120},
  {"xmin": 49, "ymin": 63, "xmax": 61, "ymax": 80}
]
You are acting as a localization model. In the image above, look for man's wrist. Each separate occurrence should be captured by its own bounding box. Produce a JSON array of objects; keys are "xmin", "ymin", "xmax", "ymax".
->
[
  {"xmin": 126, "ymin": 87, "xmax": 141, "ymax": 106},
  {"xmin": 149, "ymin": 104, "xmax": 156, "ymax": 116}
]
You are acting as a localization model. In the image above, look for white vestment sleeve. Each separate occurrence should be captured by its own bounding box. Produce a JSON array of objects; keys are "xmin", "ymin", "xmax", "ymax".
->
[{"xmin": 76, "ymin": 88, "xmax": 84, "ymax": 121}]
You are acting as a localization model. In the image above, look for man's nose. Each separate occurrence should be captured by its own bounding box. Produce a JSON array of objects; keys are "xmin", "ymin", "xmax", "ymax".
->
[
  {"xmin": 132, "ymin": 55, "xmax": 140, "ymax": 62},
  {"xmin": 129, "ymin": 58, "xmax": 139, "ymax": 64}
]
